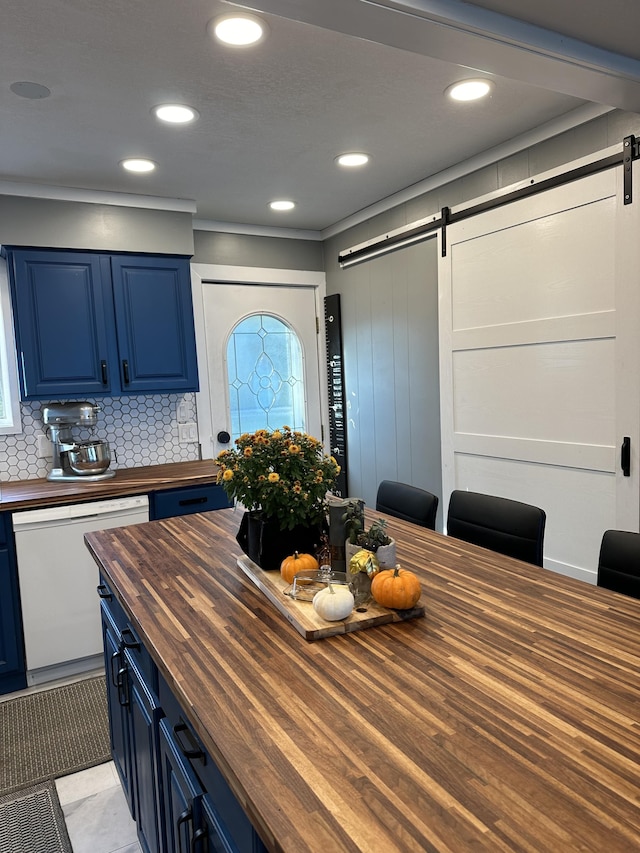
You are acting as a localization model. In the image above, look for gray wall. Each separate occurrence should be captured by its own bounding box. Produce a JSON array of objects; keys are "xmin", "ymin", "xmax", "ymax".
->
[
  {"xmin": 324, "ymin": 109, "xmax": 640, "ymax": 525},
  {"xmin": 0, "ymin": 196, "xmax": 194, "ymax": 255},
  {"xmin": 193, "ymin": 229, "xmax": 323, "ymax": 270}
]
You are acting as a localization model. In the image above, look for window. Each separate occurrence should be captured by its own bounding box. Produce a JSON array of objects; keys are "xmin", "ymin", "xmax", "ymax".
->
[
  {"xmin": 0, "ymin": 258, "xmax": 22, "ymax": 434},
  {"xmin": 226, "ymin": 313, "xmax": 305, "ymax": 440}
]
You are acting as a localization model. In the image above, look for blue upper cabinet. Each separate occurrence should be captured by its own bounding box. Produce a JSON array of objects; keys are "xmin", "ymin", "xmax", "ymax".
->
[
  {"xmin": 110, "ymin": 255, "xmax": 198, "ymax": 393},
  {"xmin": 6, "ymin": 248, "xmax": 199, "ymax": 399},
  {"xmin": 8, "ymin": 250, "xmax": 115, "ymax": 397}
]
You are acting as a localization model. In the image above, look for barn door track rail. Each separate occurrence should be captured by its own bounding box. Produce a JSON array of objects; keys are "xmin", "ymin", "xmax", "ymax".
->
[{"xmin": 339, "ymin": 135, "xmax": 640, "ymax": 267}]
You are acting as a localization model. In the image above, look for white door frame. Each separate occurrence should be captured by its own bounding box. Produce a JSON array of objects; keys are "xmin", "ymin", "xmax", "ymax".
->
[{"xmin": 190, "ymin": 263, "xmax": 328, "ymax": 461}]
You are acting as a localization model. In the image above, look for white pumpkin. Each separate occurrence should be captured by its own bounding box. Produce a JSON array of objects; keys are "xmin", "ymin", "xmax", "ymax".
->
[{"xmin": 312, "ymin": 583, "xmax": 355, "ymax": 622}]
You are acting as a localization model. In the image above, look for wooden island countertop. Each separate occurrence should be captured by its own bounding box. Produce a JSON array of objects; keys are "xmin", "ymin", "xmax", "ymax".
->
[{"xmin": 85, "ymin": 507, "xmax": 640, "ymax": 853}]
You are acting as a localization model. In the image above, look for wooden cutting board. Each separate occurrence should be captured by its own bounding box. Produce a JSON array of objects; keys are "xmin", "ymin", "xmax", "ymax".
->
[{"xmin": 237, "ymin": 555, "xmax": 425, "ymax": 640}]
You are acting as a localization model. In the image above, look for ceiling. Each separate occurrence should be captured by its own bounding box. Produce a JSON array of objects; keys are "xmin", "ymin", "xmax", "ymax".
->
[{"xmin": 1, "ymin": 0, "xmax": 640, "ymax": 234}]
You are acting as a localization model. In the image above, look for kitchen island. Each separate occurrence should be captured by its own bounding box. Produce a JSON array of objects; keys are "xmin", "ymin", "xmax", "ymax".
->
[{"xmin": 85, "ymin": 507, "xmax": 640, "ymax": 852}]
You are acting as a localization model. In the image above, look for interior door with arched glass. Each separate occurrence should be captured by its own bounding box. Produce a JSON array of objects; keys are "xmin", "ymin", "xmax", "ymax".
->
[{"xmin": 201, "ymin": 281, "xmax": 323, "ymax": 458}]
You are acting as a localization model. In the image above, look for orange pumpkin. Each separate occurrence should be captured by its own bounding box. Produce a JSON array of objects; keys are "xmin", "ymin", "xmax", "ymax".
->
[
  {"xmin": 280, "ymin": 551, "xmax": 319, "ymax": 584},
  {"xmin": 371, "ymin": 565, "xmax": 421, "ymax": 610}
]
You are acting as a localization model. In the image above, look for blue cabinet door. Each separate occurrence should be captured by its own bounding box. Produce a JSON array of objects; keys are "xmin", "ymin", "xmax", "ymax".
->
[
  {"xmin": 110, "ymin": 255, "xmax": 199, "ymax": 393},
  {"xmin": 158, "ymin": 718, "xmax": 202, "ymax": 853},
  {"xmin": 0, "ymin": 514, "xmax": 26, "ymax": 694},
  {"xmin": 8, "ymin": 250, "xmax": 115, "ymax": 398},
  {"xmin": 126, "ymin": 649, "xmax": 162, "ymax": 853},
  {"xmin": 100, "ymin": 600, "xmax": 135, "ymax": 815}
]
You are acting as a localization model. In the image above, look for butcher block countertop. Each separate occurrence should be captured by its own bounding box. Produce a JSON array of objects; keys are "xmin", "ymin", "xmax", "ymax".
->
[
  {"xmin": 0, "ymin": 460, "xmax": 219, "ymax": 511},
  {"xmin": 85, "ymin": 508, "xmax": 640, "ymax": 853}
]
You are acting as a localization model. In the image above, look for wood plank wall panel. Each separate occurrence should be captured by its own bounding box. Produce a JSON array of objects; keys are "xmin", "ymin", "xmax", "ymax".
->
[
  {"xmin": 336, "ymin": 237, "xmax": 441, "ymax": 515},
  {"xmin": 86, "ymin": 508, "xmax": 640, "ymax": 853}
]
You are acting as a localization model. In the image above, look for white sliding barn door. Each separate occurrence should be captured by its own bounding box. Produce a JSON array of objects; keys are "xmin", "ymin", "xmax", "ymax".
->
[{"xmin": 439, "ymin": 161, "xmax": 640, "ymax": 583}]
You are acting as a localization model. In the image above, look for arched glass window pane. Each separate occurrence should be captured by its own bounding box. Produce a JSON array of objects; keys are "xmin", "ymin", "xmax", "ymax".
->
[{"xmin": 227, "ymin": 314, "xmax": 305, "ymax": 439}]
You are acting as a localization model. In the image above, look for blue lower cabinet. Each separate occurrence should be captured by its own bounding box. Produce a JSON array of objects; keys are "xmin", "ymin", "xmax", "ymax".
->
[
  {"xmin": 99, "ymin": 582, "xmax": 162, "ymax": 853},
  {"xmin": 158, "ymin": 680, "xmax": 267, "ymax": 853},
  {"xmin": 100, "ymin": 600, "xmax": 134, "ymax": 813},
  {"xmin": 150, "ymin": 484, "xmax": 232, "ymax": 520},
  {"xmin": 99, "ymin": 578, "xmax": 267, "ymax": 853},
  {"xmin": 126, "ymin": 650, "xmax": 163, "ymax": 853},
  {"xmin": 200, "ymin": 794, "xmax": 238, "ymax": 853},
  {"xmin": 0, "ymin": 512, "xmax": 26, "ymax": 694},
  {"xmin": 158, "ymin": 718, "xmax": 203, "ymax": 853}
]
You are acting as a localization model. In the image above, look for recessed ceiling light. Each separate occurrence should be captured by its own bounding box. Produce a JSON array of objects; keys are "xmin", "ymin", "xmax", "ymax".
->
[
  {"xmin": 121, "ymin": 158, "xmax": 156, "ymax": 173},
  {"xmin": 153, "ymin": 104, "xmax": 199, "ymax": 124},
  {"xmin": 211, "ymin": 14, "xmax": 267, "ymax": 46},
  {"xmin": 336, "ymin": 153, "xmax": 370, "ymax": 168},
  {"xmin": 446, "ymin": 79, "xmax": 493, "ymax": 102},
  {"xmin": 269, "ymin": 200, "xmax": 295, "ymax": 211}
]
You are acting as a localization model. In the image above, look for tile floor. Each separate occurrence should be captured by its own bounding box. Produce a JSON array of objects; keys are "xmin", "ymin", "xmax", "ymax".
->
[{"xmin": 55, "ymin": 762, "xmax": 142, "ymax": 853}]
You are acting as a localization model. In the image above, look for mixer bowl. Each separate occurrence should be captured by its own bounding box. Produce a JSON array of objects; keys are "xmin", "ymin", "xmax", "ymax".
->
[{"xmin": 68, "ymin": 440, "xmax": 111, "ymax": 475}]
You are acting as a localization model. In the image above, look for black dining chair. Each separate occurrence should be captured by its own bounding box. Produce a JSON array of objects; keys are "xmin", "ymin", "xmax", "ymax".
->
[
  {"xmin": 375, "ymin": 480, "xmax": 439, "ymax": 529},
  {"xmin": 597, "ymin": 529, "xmax": 640, "ymax": 598},
  {"xmin": 446, "ymin": 490, "xmax": 546, "ymax": 566}
]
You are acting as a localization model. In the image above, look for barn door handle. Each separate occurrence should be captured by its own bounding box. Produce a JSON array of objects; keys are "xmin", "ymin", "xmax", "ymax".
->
[{"xmin": 621, "ymin": 436, "xmax": 631, "ymax": 477}]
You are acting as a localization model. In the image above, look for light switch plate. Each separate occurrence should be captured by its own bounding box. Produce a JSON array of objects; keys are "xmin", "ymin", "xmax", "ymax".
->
[
  {"xmin": 177, "ymin": 402, "xmax": 188, "ymax": 422},
  {"xmin": 178, "ymin": 422, "xmax": 198, "ymax": 443},
  {"xmin": 37, "ymin": 434, "xmax": 52, "ymax": 459}
]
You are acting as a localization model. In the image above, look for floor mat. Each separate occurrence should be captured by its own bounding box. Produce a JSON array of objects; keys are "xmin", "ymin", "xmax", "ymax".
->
[
  {"xmin": 0, "ymin": 780, "xmax": 73, "ymax": 853},
  {"xmin": 0, "ymin": 674, "xmax": 110, "ymax": 796}
]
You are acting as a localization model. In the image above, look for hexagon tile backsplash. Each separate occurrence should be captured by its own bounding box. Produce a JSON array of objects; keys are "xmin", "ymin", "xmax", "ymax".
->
[{"xmin": 0, "ymin": 393, "xmax": 201, "ymax": 481}]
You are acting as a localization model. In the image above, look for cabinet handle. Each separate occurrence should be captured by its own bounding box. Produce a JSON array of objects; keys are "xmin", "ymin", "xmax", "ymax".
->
[
  {"xmin": 177, "ymin": 806, "xmax": 193, "ymax": 853},
  {"xmin": 178, "ymin": 497, "xmax": 207, "ymax": 507},
  {"xmin": 110, "ymin": 650, "xmax": 121, "ymax": 688},
  {"xmin": 97, "ymin": 584, "xmax": 112, "ymax": 601},
  {"xmin": 174, "ymin": 722, "xmax": 206, "ymax": 763},
  {"xmin": 122, "ymin": 360, "xmax": 130, "ymax": 384},
  {"xmin": 101, "ymin": 360, "xmax": 108, "ymax": 385},
  {"xmin": 191, "ymin": 827, "xmax": 207, "ymax": 853},
  {"xmin": 117, "ymin": 665, "xmax": 129, "ymax": 707},
  {"xmin": 121, "ymin": 627, "xmax": 140, "ymax": 650}
]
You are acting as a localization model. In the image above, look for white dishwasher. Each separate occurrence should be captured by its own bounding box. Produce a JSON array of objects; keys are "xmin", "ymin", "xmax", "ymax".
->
[{"xmin": 13, "ymin": 494, "xmax": 149, "ymax": 684}]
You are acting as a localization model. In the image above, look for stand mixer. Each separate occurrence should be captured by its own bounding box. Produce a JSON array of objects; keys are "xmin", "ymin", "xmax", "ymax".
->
[{"xmin": 43, "ymin": 402, "xmax": 115, "ymax": 481}]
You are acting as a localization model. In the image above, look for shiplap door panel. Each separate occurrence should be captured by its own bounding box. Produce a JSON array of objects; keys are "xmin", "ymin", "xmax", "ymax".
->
[{"xmin": 439, "ymin": 164, "xmax": 640, "ymax": 583}]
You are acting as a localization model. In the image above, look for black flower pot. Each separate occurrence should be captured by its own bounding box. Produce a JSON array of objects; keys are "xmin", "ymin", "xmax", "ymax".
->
[{"xmin": 236, "ymin": 511, "xmax": 325, "ymax": 571}]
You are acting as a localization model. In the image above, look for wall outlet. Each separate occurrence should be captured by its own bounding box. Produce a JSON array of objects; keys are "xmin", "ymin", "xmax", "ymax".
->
[
  {"xmin": 37, "ymin": 434, "xmax": 52, "ymax": 459},
  {"xmin": 178, "ymin": 422, "xmax": 198, "ymax": 443}
]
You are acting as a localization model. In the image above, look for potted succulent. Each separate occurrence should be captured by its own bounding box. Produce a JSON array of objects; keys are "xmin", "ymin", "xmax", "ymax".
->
[
  {"xmin": 215, "ymin": 426, "xmax": 340, "ymax": 570},
  {"xmin": 342, "ymin": 500, "xmax": 397, "ymax": 569}
]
